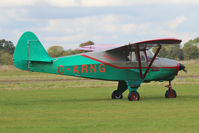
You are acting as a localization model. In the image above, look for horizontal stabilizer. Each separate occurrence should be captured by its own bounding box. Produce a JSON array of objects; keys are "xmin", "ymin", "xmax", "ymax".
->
[{"xmin": 25, "ymin": 58, "xmax": 54, "ymax": 63}]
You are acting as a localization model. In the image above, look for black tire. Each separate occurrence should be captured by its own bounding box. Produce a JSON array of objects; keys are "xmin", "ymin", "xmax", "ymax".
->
[
  {"xmin": 128, "ymin": 91, "xmax": 140, "ymax": 101},
  {"xmin": 165, "ymin": 89, "xmax": 177, "ymax": 98},
  {"xmin": 112, "ymin": 90, "xmax": 123, "ymax": 99}
]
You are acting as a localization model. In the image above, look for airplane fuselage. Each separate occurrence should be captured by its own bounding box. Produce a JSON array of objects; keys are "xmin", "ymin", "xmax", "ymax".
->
[{"xmin": 29, "ymin": 52, "xmax": 179, "ymax": 82}]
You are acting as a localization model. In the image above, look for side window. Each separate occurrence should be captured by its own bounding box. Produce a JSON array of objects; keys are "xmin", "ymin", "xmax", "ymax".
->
[
  {"xmin": 127, "ymin": 51, "xmax": 136, "ymax": 61},
  {"xmin": 127, "ymin": 51, "xmax": 146, "ymax": 62},
  {"xmin": 140, "ymin": 51, "xmax": 146, "ymax": 61}
]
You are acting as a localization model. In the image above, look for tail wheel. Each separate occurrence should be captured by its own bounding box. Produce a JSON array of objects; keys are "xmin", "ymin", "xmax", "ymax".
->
[
  {"xmin": 128, "ymin": 91, "xmax": 140, "ymax": 101},
  {"xmin": 112, "ymin": 90, "xmax": 123, "ymax": 99},
  {"xmin": 165, "ymin": 89, "xmax": 177, "ymax": 98}
]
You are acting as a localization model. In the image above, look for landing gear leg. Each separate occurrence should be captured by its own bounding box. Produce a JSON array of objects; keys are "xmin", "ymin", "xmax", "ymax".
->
[
  {"xmin": 165, "ymin": 81, "xmax": 177, "ymax": 98},
  {"xmin": 112, "ymin": 80, "xmax": 128, "ymax": 99},
  {"xmin": 126, "ymin": 81, "xmax": 141, "ymax": 101}
]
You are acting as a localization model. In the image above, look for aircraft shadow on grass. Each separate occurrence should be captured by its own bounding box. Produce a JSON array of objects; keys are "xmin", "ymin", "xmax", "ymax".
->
[{"xmin": 1, "ymin": 95, "xmax": 199, "ymax": 106}]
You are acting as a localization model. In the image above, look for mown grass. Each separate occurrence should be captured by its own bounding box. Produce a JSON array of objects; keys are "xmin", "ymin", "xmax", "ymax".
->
[{"xmin": 0, "ymin": 61, "xmax": 199, "ymax": 133}]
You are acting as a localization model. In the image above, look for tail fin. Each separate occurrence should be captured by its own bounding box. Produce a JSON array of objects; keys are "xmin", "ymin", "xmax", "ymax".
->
[{"xmin": 13, "ymin": 31, "xmax": 53, "ymax": 71}]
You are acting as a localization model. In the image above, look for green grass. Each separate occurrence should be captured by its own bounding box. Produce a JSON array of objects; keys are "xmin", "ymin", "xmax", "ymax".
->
[{"xmin": 0, "ymin": 62, "xmax": 199, "ymax": 133}]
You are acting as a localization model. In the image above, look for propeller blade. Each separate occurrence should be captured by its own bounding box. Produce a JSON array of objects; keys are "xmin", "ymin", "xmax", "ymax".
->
[
  {"xmin": 183, "ymin": 68, "xmax": 187, "ymax": 73},
  {"xmin": 179, "ymin": 63, "xmax": 187, "ymax": 73}
]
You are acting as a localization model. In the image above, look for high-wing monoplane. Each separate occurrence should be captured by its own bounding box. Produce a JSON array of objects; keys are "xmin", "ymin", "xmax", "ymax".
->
[{"xmin": 13, "ymin": 32, "xmax": 186, "ymax": 101}]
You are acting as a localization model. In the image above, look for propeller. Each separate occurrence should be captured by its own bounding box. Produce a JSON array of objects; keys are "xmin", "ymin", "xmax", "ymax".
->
[{"xmin": 179, "ymin": 63, "xmax": 187, "ymax": 72}]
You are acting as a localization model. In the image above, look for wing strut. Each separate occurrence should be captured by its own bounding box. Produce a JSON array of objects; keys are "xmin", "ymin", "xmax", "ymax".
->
[
  {"xmin": 136, "ymin": 45, "xmax": 143, "ymax": 79},
  {"xmin": 136, "ymin": 44, "xmax": 161, "ymax": 80}
]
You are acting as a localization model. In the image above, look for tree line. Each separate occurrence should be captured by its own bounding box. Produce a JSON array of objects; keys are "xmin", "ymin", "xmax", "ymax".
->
[
  {"xmin": 0, "ymin": 38, "xmax": 199, "ymax": 65},
  {"xmin": 153, "ymin": 38, "xmax": 199, "ymax": 60},
  {"xmin": 0, "ymin": 39, "xmax": 15, "ymax": 65},
  {"xmin": 47, "ymin": 41, "xmax": 94, "ymax": 57}
]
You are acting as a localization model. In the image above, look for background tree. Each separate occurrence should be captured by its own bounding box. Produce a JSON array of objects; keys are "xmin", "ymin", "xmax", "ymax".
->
[
  {"xmin": 62, "ymin": 49, "xmax": 82, "ymax": 56},
  {"xmin": 152, "ymin": 44, "xmax": 183, "ymax": 60},
  {"xmin": 183, "ymin": 44, "xmax": 199, "ymax": 60},
  {"xmin": 0, "ymin": 39, "xmax": 15, "ymax": 65},
  {"xmin": 0, "ymin": 39, "xmax": 15, "ymax": 54},
  {"xmin": 184, "ymin": 37, "xmax": 199, "ymax": 48},
  {"xmin": 79, "ymin": 41, "xmax": 94, "ymax": 47},
  {"xmin": 183, "ymin": 38, "xmax": 199, "ymax": 60},
  {"xmin": 167, "ymin": 44, "xmax": 184, "ymax": 60},
  {"xmin": 47, "ymin": 46, "xmax": 64, "ymax": 57},
  {"xmin": 58, "ymin": 41, "xmax": 95, "ymax": 57},
  {"xmin": 47, "ymin": 41, "xmax": 95, "ymax": 57},
  {"xmin": 153, "ymin": 46, "xmax": 168, "ymax": 57},
  {"xmin": 0, "ymin": 52, "xmax": 13, "ymax": 65}
]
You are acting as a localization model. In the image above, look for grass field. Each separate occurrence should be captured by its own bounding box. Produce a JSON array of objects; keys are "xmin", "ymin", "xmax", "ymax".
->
[{"xmin": 1, "ymin": 60, "xmax": 199, "ymax": 133}]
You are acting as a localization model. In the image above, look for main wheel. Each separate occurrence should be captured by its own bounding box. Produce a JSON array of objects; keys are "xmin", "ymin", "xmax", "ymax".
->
[
  {"xmin": 112, "ymin": 90, "xmax": 123, "ymax": 99},
  {"xmin": 165, "ymin": 89, "xmax": 177, "ymax": 98},
  {"xmin": 128, "ymin": 91, "xmax": 140, "ymax": 101}
]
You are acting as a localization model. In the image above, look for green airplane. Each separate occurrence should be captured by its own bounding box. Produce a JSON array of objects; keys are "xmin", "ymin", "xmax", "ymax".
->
[{"xmin": 13, "ymin": 31, "xmax": 186, "ymax": 101}]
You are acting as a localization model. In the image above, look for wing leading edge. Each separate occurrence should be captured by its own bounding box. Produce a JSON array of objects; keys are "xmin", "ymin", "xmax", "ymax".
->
[{"xmin": 78, "ymin": 38, "xmax": 181, "ymax": 52}]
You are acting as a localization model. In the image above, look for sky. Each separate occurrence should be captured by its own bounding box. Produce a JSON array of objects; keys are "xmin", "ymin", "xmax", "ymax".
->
[{"xmin": 0, "ymin": 0, "xmax": 199, "ymax": 50}]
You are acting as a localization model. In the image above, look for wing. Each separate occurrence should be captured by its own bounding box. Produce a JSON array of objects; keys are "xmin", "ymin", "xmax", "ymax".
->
[
  {"xmin": 106, "ymin": 38, "xmax": 182, "ymax": 52},
  {"xmin": 77, "ymin": 44, "xmax": 120, "ymax": 52},
  {"xmin": 105, "ymin": 38, "xmax": 182, "ymax": 80}
]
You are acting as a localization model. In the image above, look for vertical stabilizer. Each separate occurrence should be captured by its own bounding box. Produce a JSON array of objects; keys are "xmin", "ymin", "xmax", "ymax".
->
[{"xmin": 13, "ymin": 31, "xmax": 52, "ymax": 70}]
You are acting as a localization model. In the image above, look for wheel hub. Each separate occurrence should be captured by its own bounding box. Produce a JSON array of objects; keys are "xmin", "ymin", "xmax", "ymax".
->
[{"xmin": 131, "ymin": 94, "xmax": 138, "ymax": 100}]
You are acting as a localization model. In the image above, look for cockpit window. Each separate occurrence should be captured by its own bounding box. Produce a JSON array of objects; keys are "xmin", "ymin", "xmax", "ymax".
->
[
  {"xmin": 127, "ymin": 51, "xmax": 146, "ymax": 61},
  {"xmin": 127, "ymin": 51, "xmax": 136, "ymax": 61},
  {"xmin": 127, "ymin": 50, "xmax": 156, "ymax": 62},
  {"xmin": 140, "ymin": 51, "xmax": 146, "ymax": 61}
]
